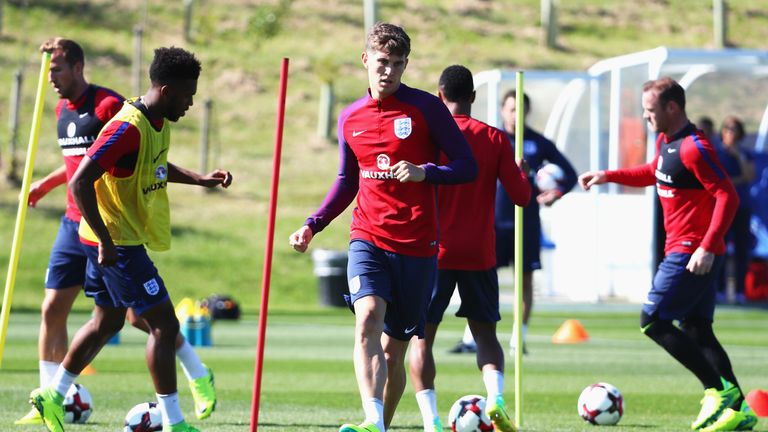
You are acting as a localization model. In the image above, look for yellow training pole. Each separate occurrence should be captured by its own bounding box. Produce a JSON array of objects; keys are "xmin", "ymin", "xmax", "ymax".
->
[
  {"xmin": 0, "ymin": 51, "xmax": 52, "ymax": 367},
  {"xmin": 513, "ymin": 70, "xmax": 524, "ymax": 428}
]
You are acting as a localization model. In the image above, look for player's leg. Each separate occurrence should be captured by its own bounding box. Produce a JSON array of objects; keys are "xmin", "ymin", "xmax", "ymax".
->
[
  {"xmin": 31, "ymin": 303, "xmax": 126, "ymax": 432},
  {"xmin": 340, "ymin": 295, "xmax": 387, "ymax": 432},
  {"xmin": 382, "ymin": 335, "xmax": 409, "ymax": 429},
  {"xmin": 642, "ymin": 253, "xmax": 738, "ymax": 430},
  {"xmin": 408, "ymin": 323, "xmax": 441, "ymax": 431},
  {"xmin": 127, "ymin": 309, "xmax": 216, "ymax": 419}
]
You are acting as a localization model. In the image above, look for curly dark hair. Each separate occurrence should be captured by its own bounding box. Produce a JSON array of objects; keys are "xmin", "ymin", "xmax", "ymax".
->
[
  {"xmin": 439, "ymin": 65, "xmax": 474, "ymax": 103},
  {"xmin": 149, "ymin": 47, "xmax": 201, "ymax": 85}
]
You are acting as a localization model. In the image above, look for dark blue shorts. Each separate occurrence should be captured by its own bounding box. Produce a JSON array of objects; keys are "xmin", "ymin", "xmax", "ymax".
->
[
  {"xmin": 45, "ymin": 216, "xmax": 88, "ymax": 290},
  {"xmin": 495, "ymin": 226, "xmax": 542, "ymax": 272},
  {"xmin": 83, "ymin": 244, "xmax": 170, "ymax": 315},
  {"xmin": 426, "ymin": 268, "xmax": 500, "ymax": 325},
  {"xmin": 642, "ymin": 252, "xmax": 723, "ymax": 323},
  {"xmin": 346, "ymin": 239, "xmax": 436, "ymax": 341}
]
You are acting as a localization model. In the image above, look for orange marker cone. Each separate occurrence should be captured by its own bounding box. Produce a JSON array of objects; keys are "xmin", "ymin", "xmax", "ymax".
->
[
  {"xmin": 746, "ymin": 389, "xmax": 768, "ymax": 417},
  {"xmin": 552, "ymin": 319, "xmax": 589, "ymax": 343},
  {"xmin": 80, "ymin": 364, "xmax": 97, "ymax": 375}
]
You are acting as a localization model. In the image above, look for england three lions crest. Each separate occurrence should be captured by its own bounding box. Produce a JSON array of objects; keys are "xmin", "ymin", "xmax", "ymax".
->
[{"xmin": 394, "ymin": 117, "xmax": 412, "ymax": 139}]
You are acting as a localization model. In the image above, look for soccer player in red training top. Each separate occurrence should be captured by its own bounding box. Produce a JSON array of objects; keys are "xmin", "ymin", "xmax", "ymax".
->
[
  {"xmin": 29, "ymin": 47, "xmax": 232, "ymax": 432},
  {"xmin": 407, "ymin": 65, "xmax": 531, "ymax": 432},
  {"xmin": 579, "ymin": 77, "xmax": 757, "ymax": 432},
  {"xmin": 289, "ymin": 23, "xmax": 477, "ymax": 432},
  {"xmin": 16, "ymin": 38, "xmax": 216, "ymax": 426}
]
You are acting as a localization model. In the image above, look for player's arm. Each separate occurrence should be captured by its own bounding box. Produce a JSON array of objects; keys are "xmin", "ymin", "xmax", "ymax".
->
[
  {"xmin": 70, "ymin": 157, "xmax": 116, "ymax": 266},
  {"xmin": 681, "ymin": 139, "xmax": 739, "ymax": 275},
  {"xmin": 27, "ymin": 165, "xmax": 67, "ymax": 207},
  {"xmin": 167, "ymin": 163, "xmax": 232, "ymax": 189},
  {"xmin": 497, "ymin": 131, "xmax": 531, "ymax": 206},
  {"xmin": 291, "ymin": 128, "xmax": 359, "ymax": 253}
]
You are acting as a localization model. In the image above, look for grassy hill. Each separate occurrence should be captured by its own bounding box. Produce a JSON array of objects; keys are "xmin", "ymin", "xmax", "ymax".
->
[{"xmin": 1, "ymin": 0, "xmax": 768, "ymax": 314}]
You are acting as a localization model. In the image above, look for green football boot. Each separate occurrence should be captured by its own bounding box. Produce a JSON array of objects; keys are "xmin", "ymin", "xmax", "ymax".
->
[
  {"xmin": 189, "ymin": 364, "xmax": 216, "ymax": 419},
  {"xmin": 338, "ymin": 421, "xmax": 382, "ymax": 432},
  {"xmin": 701, "ymin": 400, "xmax": 758, "ymax": 431},
  {"xmin": 691, "ymin": 379, "xmax": 741, "ymax": 430},
  {"xmin": 486, "ymin": 395, "xmax": 517, "ymax": 432},
  {"xmin": 163, "ymin": 420, "xmax": 201, "ymax": 432},
  {"xmin": 14, "ymin": 407, "xmax": 43, "ymax": 425},
  {"xmin": 29, "ymin": 387, "xmax": 65, "ymax": 432}
]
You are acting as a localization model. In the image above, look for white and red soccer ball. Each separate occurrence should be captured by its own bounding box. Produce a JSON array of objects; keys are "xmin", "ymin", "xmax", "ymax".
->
[
  {"xmin": 577, "ymin": 382, "xmax": 624, "ymax": 425},
  {"xmin": 535, "ymin": 163, "xmax": 565, "ymax": 192},
  {"xmin": 63, "ymin": 383, "xmax": 93, "ymax": 424},
  {"xmin": 124, "ymin": 401, "xmax": 163, "ymax": 431},
  {"xmin": 448, "ymin": 394, "xmax": 494, "ymax": 432}
]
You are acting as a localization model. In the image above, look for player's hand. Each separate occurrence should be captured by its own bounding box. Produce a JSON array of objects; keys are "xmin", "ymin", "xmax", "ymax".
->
[
  {"xmin": 579, "ymin": 170, "xmax": 607, "ymax": 191},
  {"xmin": 517, "ymin": 158, "xmax": 530, "ymax": 175},
  {"xmin": 686, "ymin": 247, "xmax": 715, "ymax": 275},
  {"xmin": 98, "ymin": 241, "xmax": 118, "ymax": 267},
  {"xmin": 199, "ymin": 170, "xmax": 233, "ymax": 189},
  {"xmin": 389, "ymin": 160, "xmax": 426, "ymax": 183},
  {"xmin": 537, "ymin": 189, "xmax": 562, "ymax": 206},
  {"xmin": 26, "ymin": 179, "xmax": 50, "ymax": 207},
  {"xmin": 289, "ymin": 225, "xmax": 314, "ymax": 253}
]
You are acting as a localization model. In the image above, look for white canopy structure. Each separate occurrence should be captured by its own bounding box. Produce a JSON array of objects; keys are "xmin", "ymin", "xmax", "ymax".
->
[{"xmin": 473, "ymin": 47, "xmax": 768, "ymax": 303}]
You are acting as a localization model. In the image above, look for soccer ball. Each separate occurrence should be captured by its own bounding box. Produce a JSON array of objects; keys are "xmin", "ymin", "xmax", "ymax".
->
[
  {"xmin": 535, "ymin": 163, "xmax": 565, "ymax": 192},
  {"xmin": 448, "ymin": 395, "xmax": 494, "ymax": 432},
  {"xmin": 124, "ymin": 401, "xmax": 163, "ymax": 432},
  {"xmin": 577, "ymin": 382, "xmax": 624, "ymax": 425},
  {"xmin": 63, "ymin": 383, "xmax": 93, "ymax": 424}
]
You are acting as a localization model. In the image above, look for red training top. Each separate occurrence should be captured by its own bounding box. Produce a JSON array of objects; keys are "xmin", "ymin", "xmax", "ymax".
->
[
  {"xmin": 438, "ymin": 115, "xmax": 531, "ymax": 270},
  {"xmin": 605, "ymin": 123, "xmax": 738, "ymax": 255}
]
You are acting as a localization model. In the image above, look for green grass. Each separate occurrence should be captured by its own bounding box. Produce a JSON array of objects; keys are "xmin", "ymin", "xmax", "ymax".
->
[{"xmin": 1, "ymin": 306, "xmax": 767, "ymax": 431}]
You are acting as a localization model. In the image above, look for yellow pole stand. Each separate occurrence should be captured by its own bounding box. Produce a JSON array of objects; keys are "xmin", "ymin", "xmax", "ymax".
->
[
  {"xmin": 0, "ymin": 51, "xmax": 52, "ymax": 367},
  {"xmin": 513, "ymin": 70, "xmax": 524, "ymax": 428}
]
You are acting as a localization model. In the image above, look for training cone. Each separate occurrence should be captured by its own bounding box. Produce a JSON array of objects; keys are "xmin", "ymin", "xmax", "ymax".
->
[
  {"xmin": 746, "ymin": 389, "xmax": 768, "ymax": 417},
  {"xmin": 80, "ymin": 364, "xmax": 97, "ymax": 375},
  {"xmin": 552, "ymin": 319, "xmax": 589, "ymax": 343}
]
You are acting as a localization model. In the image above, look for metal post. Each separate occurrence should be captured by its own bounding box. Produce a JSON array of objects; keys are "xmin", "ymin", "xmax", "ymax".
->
[
  {"xmin": 363, "ymin": 0, "xmax": 377, "ymax": 36},
  {"xmin": 317, "ymin": 82, "xmax": 334, "ymax": 142},
  {"xmin": 7, "ymin": 69, "xmax": 22, "ymax": 182},
  {"xmin": 713, "ymin": 0, "xmax": 727, "ymax": 48},
  {"xmin": 541, "ymin": 0, "xmax": 558, "ymax": 49},
  {"xmin": 132, "ymin": 25, "xmax": 143, "ymax": 97},
  {"xmin": 200, "ymin": 98, "xmax": 212, "ymax": 175},
  {"xmin": 183, "ymin": 0, "xmax": 193, "ymax": 42}
]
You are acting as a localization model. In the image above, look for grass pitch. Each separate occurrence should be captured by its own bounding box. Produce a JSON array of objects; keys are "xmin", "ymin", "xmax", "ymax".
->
[{"xmin": 1, "ymin": 305, "xmax": 766, "ymax": 431}]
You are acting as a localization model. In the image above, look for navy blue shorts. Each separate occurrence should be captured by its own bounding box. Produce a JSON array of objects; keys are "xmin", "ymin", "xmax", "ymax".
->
[
  {"xmin": 45, "ymin": 216, "xmax": 88, "ymax": 289},
  {"xmin": 346, "ymin": 239, "xmax": 436, "ymax": 341},
  {"xmin": 426, "ymin": 268, "xmax": 500, "ymax": 325},
  {"xmin": 83, "ymin": 244, "xmax": 170, "ymax": 315},
  {"xmin": 642, "ymin": 252, "xmax": 723, "ymax": 323},
  {"xmin": 495, "ymin": 226, "xmax": 541, "ymax": 272}
]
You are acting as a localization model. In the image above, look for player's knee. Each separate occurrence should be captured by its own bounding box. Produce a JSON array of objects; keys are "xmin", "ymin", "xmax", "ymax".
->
[
  {"xmin": 640, "ymin": 311, "xmax": 664, "ymax": 337},
  {"xmin": 680, "ymin": 317, "xmax": 713, "ymax": 339}
]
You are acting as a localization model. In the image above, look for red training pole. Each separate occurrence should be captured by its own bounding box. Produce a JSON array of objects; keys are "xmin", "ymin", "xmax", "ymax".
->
[{"xmin": 250, "ymin": 57, "xmax": 289, "ymax": 432}]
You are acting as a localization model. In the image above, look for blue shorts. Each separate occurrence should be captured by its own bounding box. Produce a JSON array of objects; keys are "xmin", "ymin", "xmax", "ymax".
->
[
  {"xmin": 83, "ymin": 244, "xmax": 170, "ymax": 315},
  {"xmin": 642, "ymin": 252, "xmax": 723, "ymax": 323},
  {"xmin": 426, "ymin": 268, "xmax": 500, "ymax": 325},
  {"xmin": 45, "ymin": 216, "xmax": 88, "ymax": 290},
  {"xmin": 346, "ymin": 239, "xmax": 436, "ymax": 341},
  {"xmin": 495, "ymin": 226, "xmax": 542, "ymax": 272}
]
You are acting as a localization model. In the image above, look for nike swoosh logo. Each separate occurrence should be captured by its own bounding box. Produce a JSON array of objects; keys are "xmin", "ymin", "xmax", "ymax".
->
[
  {"xmin": 667, "ymin": 148, "xmax": 677, "ymax": 153},
  {"xmin": 79, "ymin": 113, "xmax": 88, "ymax": 118},
  {"xmin": 153, "ymin": 148, "xmax": 167, "ymax": 163},
  {"xmin": 352, "ymin": 130, "xmax": 367, "ymax": 137},
  {"xmin": 404, "ymin": 325, "xmax": 417, "ymax": 334}
]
